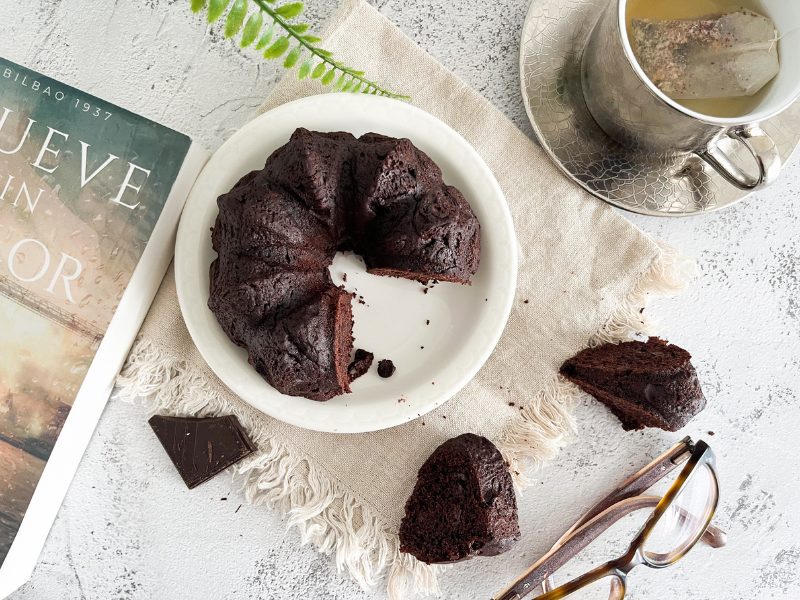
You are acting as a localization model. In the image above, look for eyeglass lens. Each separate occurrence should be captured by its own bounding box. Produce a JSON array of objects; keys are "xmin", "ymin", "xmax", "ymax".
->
[{"xmin": 642, "ymin": 462, "xmax": 717, "ymax": 566}]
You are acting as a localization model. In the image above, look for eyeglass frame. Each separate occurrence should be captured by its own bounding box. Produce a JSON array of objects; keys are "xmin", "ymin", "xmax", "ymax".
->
[{"xmin": 493, "ymin": 437, "xmax": 724, "ymax": 600}]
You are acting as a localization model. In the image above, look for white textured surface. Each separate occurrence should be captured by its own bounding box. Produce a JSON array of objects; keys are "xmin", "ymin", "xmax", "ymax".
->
[{"xmin": 2, "ymin": 1, "xmax": 800, "ymax": 599}]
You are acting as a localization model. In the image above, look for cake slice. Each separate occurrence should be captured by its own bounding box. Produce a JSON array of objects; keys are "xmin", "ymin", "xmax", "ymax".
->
[
  {"xmin": 399, "ymin": 433, "xmax": 520, "ymax": 564},
  {"xmin": 361, "ymin": 185, "xmax": 481, "ymax": 283},
  {"xmin": 212, "ymin": 180, "xmax": 335, "ymax": 269},
  {"xmin": 262, "ymin": 128, "xmax": 356, "ymax": 236},
  {"xmin": 559, "ymin": 337, "xmax": 706, "ymax": 431},
  {"xmin": 208, "ymin": 261, "xmax": 330, "ymax": 347},
  {"xmin": 247, "ymin": 287, "xmax": 354, "ymax": 401}
]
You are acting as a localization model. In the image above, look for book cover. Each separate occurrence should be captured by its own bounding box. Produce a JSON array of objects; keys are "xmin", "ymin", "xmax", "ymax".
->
[{"xmin": 0, "ymin": 57, "xmax": 207, "ymax": 597}]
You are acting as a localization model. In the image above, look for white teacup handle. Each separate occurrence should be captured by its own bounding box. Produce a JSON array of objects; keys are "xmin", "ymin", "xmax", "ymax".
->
[{"xmin": 698, "ymin": 126, "xmax": 782, "ymax": 190}]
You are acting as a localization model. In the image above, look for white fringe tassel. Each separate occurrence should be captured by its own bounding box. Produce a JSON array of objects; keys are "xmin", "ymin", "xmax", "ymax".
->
[
  {"xmin": 115, "ymin": 242, "xmax": 693, "ymax": 599},
  {"xmin": 498, "ymin": 241, "xmax": 695, "ymax": 484}
]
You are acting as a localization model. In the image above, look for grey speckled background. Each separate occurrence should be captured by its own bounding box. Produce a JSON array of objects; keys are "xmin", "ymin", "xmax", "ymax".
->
[{"xmin": 2, "ymin": 1, "xmax": 800, "ymax": 599}]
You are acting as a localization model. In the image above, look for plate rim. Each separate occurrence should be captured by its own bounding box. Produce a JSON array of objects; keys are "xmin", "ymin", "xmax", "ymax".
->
[{"xmin": 174, "ymin": 93, "xmax": 518, "ymax": 433}]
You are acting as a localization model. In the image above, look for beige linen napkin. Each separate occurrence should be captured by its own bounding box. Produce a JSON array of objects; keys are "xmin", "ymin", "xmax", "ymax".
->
[{"xmin": 118, "ymin": 0, "xmax": 692, "ymax": 597}]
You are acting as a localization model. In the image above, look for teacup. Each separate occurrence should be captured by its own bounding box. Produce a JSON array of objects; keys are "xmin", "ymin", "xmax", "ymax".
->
[{"xmin": 582, "ymin": 0, "xmax": 800, "ymax": 190}]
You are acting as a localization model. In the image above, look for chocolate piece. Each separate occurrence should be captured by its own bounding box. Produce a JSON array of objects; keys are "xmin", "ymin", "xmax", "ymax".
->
[
  {"xmin": 148, "ymin": 415, "xmax": 256, "ymax": 489},
  {"xmin": 377, "ymin": 359, "xmax": 396, "ymax": 378},
  {"xmin": 348, "ymin": 348, "xmax": 374, "ymax": 382},
  {"xmin": 208, "ymin": 128, "xmax": 481, "ymax": 401},
  {"xmin": 399, "ymin": 433, "xmax": 520, "ymax": 564},
  {"xmin": 559, "ymin": 337, "xmax": 706, "ymax": 431}
]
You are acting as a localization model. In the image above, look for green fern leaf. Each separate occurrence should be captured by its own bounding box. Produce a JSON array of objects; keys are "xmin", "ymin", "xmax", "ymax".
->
[
  {"xmin": 274, "ymin": 2, "xmax": 304, "ymax": 19},
  {"xmin": 240, "ymin": 11, "xmax": 263, "ymax": 47},
  {"xmin": 311, "ymin": 63, "xmax": 326, "ymax": 79},
  {"xmin": 224, "ymin": 0, "xmax": 248, "ymax": 37},
  {"xmin": 298, "ymin": 60, "xmax": 312, "ymax": 79},
  {"xmin": 321, "ymin": 68, "xmax": 336, "ymax": 85},
  {"xmin": 189, "ymin": 0, "xmax": 409, "ymax": 99},
  {"xmin": 207, "ymin": 0, "xmax": 231, "ymax": 22},
  {"xmin": 255, "ymin": 21, "xmax": 275, "ymax": 49},
  {"xmin": 288, "ymin": 23, "xmax": 309, "ymax": 34},
  {"xmin": 263, "ymin": 36, "xmax": 290, "ymax": 58},
  {"xmin": 283, "ymin": 45, "xmax": 302, "ymax": 68}
]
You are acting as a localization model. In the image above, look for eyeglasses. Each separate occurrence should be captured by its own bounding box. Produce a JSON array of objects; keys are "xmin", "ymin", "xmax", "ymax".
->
[{"xmin": 493, "ymin": 437, "xmax": 726, "ymax": 600}]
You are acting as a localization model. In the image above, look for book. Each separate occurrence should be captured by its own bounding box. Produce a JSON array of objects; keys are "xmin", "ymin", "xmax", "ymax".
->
[{"xmin": 0, "ymin": 56, "xmax": 207, "ymax": 598}]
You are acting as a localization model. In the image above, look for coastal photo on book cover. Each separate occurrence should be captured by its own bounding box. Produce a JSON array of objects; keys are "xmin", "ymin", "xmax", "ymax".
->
[{"xmin": 0, "ymin": 56, "xmax": 191, "ymax": 567}]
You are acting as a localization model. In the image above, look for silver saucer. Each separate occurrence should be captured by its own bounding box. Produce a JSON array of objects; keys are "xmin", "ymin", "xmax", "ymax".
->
[{"xmin": 519, "ymin": 0, "xmax": 800, "ymax": 216}]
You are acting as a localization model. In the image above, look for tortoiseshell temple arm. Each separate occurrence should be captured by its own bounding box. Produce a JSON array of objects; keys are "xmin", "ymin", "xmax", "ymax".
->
[{"xmin": 567, "ymin": 437, "xmax": 695, "ymax": 537}]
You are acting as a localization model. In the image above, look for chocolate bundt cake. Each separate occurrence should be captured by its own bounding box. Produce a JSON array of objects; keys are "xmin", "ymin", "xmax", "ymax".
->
[
  {"xmin": 209, "ymin": 128, "xmax": 481, "ymax": 401},
  {"xmin": 560, "ymin": 337, "xmax": 706, "ymax": 431},
  {"xmin": 399, "ymin": 433, "xmax": 520, "ymax": 564}
]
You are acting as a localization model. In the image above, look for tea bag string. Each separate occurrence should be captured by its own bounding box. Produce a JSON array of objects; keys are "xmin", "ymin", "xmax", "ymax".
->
[
  {"xmin": 768, "ymin": 26, "xmax": 800, "ymax": 52},
  {"xmin": 737, "ymin": 26, "xmax": 800, "ymax": 53}
]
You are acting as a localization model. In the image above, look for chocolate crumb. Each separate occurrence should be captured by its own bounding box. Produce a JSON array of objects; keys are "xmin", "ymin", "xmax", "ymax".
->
[
  {"xmin": 420, "ymin": 346, "xmax": 425, "ymax": 350},
  {"xmin": 348, "ymin": 349, "xmax": 374, "ymax": 382},
  {"xmin": 221, "ymin": 497, "xmax": 227, "ymax": 501},
  {"xmin": 508, "ymin": 402, "xmax": 515, "ymax": 407},
  {"xmin": 523, "ymin": 299, "xmax": 529, "ymax": 304},
  {"xmin": 707, "ymin": 431, "xmax": 715, "ymax": 436},
  {"xmin": 342, "ymin": 273, "xmax": 348, "ymax": 282},
  {"xmin": 442, "ymin": 415, "xmax": 447, "ymax": 419},
  {"xmin": 377, "ymin": 359, "xmax": 396, "ymax": 378},
  {"xmin": 423, "ymin": 288, "xmax": 429, "ymax": 294},
  {"xmin": 398, "ymin": 397, "xmax": 407, "ymax": 403},
  {"xmin": 426, "ymin": 319, "xmax": 430, "ymax": 325}
]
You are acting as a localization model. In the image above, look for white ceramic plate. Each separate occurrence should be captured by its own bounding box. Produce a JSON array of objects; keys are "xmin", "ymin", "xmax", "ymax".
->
[{"xmin": 175, "ymin": 94, "xmax": 517, "ymax": 433}]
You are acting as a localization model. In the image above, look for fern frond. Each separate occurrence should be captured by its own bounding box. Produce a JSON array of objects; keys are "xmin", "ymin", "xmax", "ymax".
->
[
  {"xmin": 311, "ymin": 62, "xmax": 326, "ymax": 79},
  {"xmin": 298, "ymin": 59, "xmax": 312, "ymax": 79},
  {"xmin": 240, "ymin": 11, "xmax": 263, "ymax": 47},
  {"xmin": 255, "ymin": 21, "xmax": 275, "ymax": 49},
  {"xmin": 225, "ymin": 0, "xmax": 248, "ymax": 36},
  {"xmin": 283, "ymin": 45, "xmax": 303, "ymax": 68},
  {"xmin": 274, "ymin": 2, "xmax": 303, "ymax": 19},
  {"xmin": 189, "ymin": 0, "xmax": 410, "ymax": 100},
  {"xmin": 264, "ymin": 36, "xmax": 290, "ymax": 59},
  {"xmin": 207, "ymin": 0, "xmax": 230, "ymax": 22}
]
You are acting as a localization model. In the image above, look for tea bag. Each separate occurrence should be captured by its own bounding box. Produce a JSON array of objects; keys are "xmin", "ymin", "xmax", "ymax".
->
[{"xmin": 631, "ymin": 10, "xmax": 780, "ymax": 100}]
